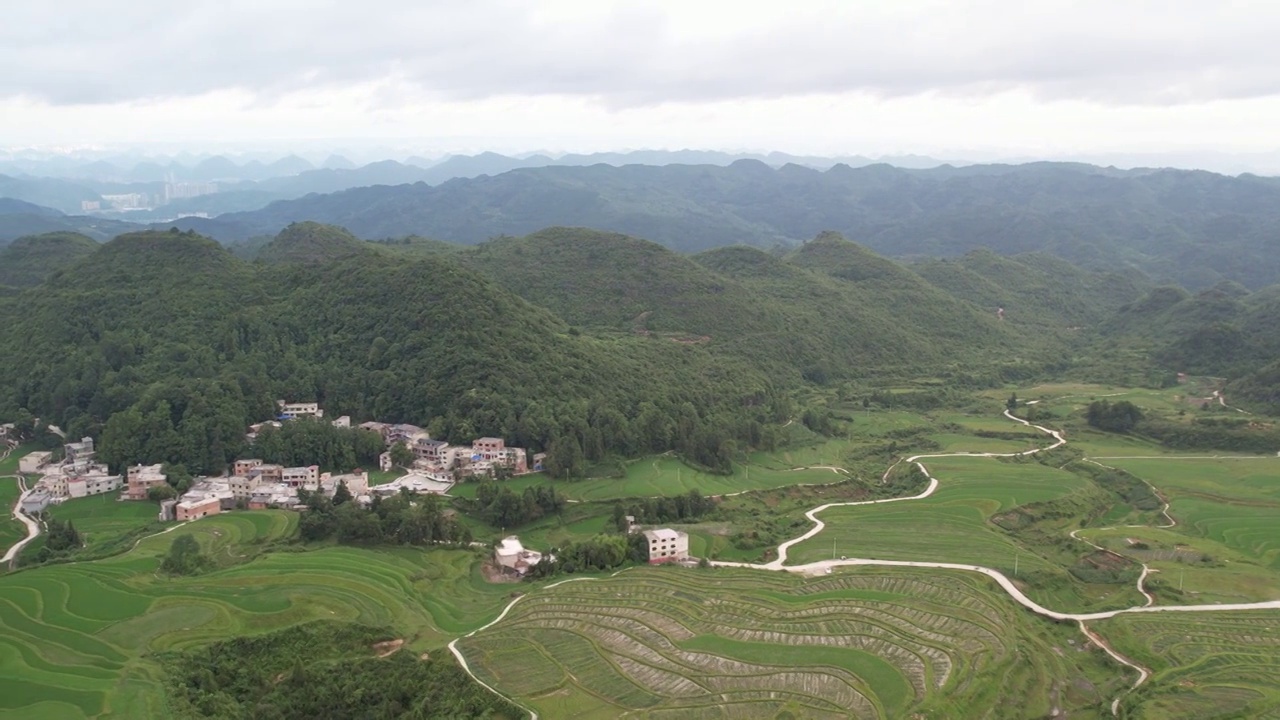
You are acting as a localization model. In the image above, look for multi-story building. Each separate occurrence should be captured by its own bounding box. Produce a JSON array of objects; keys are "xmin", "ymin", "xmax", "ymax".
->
[
  {"xmin": 229, "ymin": 473, "xmax": 262, "ymax": 500},
  {"xmin": 276, "ymin": 401, "xmax": 323, "ymax": 420},
  {"xmin": 281, "ymin": 465, "xmax": 320, "ymax": 489},
  {"xmin": 233, "ymin": 459, "xmax": 264, "ymax": 477},
  {"xmin": 643, "ymin": 529, "xmax": 690, "ymax": 564},
  {"xmin": 124, "ymin": 464, "xmax": 168, "ymax": 500},
  {"xmin": 19, "ymin": 451, "xmax": 52, "ymax": 475},
  {"xmin": 66, "ymin": 473, "xmax": 122, "ymax": 499},
  {"xmin": 64, "ymin": 437, "xmax": 95, "ymax": 464}
]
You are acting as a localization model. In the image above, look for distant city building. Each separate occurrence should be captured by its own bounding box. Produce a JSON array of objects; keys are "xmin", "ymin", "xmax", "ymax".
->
[
  {"xmin": 80, "ymin": 200, "xmax": 101, "ymax": 212},
  {"xmin": 163, "ymin": 180, "xmax": 217, "ymax": 202},
  {"xmin": 100, "ymin": 193, "xmax": 150, "ymax": 210}
]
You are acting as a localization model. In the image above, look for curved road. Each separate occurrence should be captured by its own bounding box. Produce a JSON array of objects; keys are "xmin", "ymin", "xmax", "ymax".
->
[{"xmin": 1, "ymin": 442, "xmax": 43, "ymax": 568}]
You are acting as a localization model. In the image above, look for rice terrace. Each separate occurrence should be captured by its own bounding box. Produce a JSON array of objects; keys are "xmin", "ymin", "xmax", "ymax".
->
[{"xmin": 3, "ymin": 384, "xmax": 1280, "ymax": 719}]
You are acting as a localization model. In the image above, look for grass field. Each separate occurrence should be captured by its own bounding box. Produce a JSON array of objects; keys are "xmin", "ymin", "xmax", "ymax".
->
[
  {"xmin": 0, "ymin": 513, "xmax": 519, "ymax": 719},
  {"xmin": 1097, "ymin": 611, "xmax": 1280, "ymax": 719},
  {"xmin": 458, "ymin": 566, "xmax": 1122, "ymax": 719}
]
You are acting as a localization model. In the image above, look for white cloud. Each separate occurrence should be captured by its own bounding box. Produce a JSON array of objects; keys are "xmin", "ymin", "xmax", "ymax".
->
[{"xmin": 4, "ymin": 1, "xmax": 1280, "ymax": 157}]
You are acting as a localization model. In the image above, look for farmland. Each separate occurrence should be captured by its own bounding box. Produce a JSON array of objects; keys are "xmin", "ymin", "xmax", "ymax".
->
[
  {"xmin": 1099, "ymin": 611, "xmax": 1280, "ymax": 719},
  {"xmin": 0, "ymin": 513, "xmax": 516, "ymax": 719},
  {"xmin": 782, "ymin": 456, "xmax": 1149, "ymax": 613},
  {"xmin": 457, "ymin": 566, "xmax": 1122, "ymax": 719}
]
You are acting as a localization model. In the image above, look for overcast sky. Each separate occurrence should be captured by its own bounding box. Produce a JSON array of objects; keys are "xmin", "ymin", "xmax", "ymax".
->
[{"xmin": 6, "ymin": 0, "xmax": 1280, "ymax": 164}]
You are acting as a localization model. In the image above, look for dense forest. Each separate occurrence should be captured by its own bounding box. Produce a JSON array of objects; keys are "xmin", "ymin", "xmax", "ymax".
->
[{"xmin": 0, "ymin": 221, "xmax": 1277, "ymax": 477}]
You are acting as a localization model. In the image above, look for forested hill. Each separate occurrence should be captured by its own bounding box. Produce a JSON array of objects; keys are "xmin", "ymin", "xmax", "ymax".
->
[
  {"xmin": 0, "ymin": 229, "xmax": 791, "ymax": 476},
  {"xmin": 170, "ymin": 161, "xmax": 1280, "ymax": 289},
  {"xmin": 457, "ymin": 228, "xmax": 1022, "ymax": 383},
  {"xmin": 0, "ymin": 232, "xmax": 99, "ymax": 287}
]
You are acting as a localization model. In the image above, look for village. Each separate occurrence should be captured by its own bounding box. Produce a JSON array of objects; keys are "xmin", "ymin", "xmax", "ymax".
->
[{"xmin": 13, "ymin": 401, "xmax": 691, "ymax": 574}]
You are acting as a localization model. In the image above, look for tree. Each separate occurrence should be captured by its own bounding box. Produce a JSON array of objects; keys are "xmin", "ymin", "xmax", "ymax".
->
[
  {"xmin": 1006, "ymin": 393, "xmax": 1018, "ymax": 412},
  {"xmin": 544, "ymin": 435, "xmax": 585, "ymax": 479},
  {"xmin": 148, "ymin": 484, "xmax": 178, "ymax": 502},
  {"xmin": 160, "ymin": 535, "xmax": 212, "ymax": 576},
  {"xmin": 332, "ymin": 480, "xmax": 353, "ymax": 506},
  {"xmin": 1086, "ymin": 400, "xmax": 1144, "ymax": 433},
  {"xmin": 389, "ymin": 441, "xmax": 414, "ymax": 469}
]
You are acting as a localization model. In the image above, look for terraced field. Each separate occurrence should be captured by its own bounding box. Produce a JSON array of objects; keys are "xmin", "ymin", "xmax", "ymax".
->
[
  {"xmin": 458, "ymin": 567, "xmax": 1121, "ymax": 719},
  {"xmin": 0, "ymin": 513, "xmax": 515, "ymax": 720},
  {"xmin": 1098, "ymin": 611, "xmax": 1280, "ymax": 719}
]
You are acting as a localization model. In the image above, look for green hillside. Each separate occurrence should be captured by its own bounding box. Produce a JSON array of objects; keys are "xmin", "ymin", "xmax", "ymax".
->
[
  {"xmin": 0, "ymin": 228, "xmax": 783, "ymax": 476},
  {"xmin": 0, "ymin": 231, "xmax": 99, "ymax": 287},
  {"xmin": 255, "ymin": 221, "xmax": 371, "ymax": 265},
  {"xmin": 913, "ymin": 248, "xmax": 1148, "ymax": 329}
]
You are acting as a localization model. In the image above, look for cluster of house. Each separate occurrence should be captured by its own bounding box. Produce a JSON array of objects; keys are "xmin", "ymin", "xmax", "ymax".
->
[
  {"xmin": 157, "ymin": 460, "xmax": 373, "ymax": 522},
  {"xmin": 359, "ymin": 421, "xmax": 542, "ymax": 480},
  {"xmin": 19, "ymin": 438, "xmax": 126, "ymax": 514}
]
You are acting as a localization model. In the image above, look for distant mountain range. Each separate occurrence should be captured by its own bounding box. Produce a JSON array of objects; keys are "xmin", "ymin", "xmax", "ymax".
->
[
  {"xmin": 8, "ymin": 157, "xmax": 1280, "ymax": 290},
  {"xmin": 0, "ymin": 150, "xmax": 954, "ymax": 215},
  {"xmin": 160, "ymin": 160, "xmax": 1280, "ymax": 290}
]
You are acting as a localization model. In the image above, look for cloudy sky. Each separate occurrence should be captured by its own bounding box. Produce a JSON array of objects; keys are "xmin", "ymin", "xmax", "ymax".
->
[{"xmin": 5, "ymin": 0, "xmax": 1280, "ymax": 164}]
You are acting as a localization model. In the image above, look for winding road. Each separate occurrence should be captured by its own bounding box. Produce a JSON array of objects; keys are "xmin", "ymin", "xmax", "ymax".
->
[{"xmin": 1, "ymin": 443, "xmax": 42, "ymax": 569}]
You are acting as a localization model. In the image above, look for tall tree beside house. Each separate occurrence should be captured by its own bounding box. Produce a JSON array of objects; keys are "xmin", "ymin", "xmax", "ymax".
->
[
  {"xmin": 331, "ymin": 480, "xmax": 353, "ymax": 506},
  {"xmin": 389, "ymin": 441, "xmax": 414, "ymax": 468}
]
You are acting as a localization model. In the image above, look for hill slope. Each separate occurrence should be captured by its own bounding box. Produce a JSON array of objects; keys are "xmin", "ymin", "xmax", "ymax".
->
[
  {"xmin": 0, "ymin": 232, "xmax": 99, "ymax": 287},
  {"xmin": 255, "ymin": 221, "xmax": 371, "ymax": 265}
]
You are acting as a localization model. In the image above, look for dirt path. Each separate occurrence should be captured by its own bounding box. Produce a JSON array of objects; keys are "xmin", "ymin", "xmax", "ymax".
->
[{"xmin": 2, "ymin": 474, "xmax": 41, "ymax": 569}]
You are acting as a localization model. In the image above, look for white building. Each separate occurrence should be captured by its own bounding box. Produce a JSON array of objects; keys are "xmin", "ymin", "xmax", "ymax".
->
[
  {"xmin": 643, "ymin": 528, "xmax": 689, "ymax": 564},
  {"xmin": 277, "ymin": 401, "xmax": 323, "ymax": 420},
  {"xmin": 494, "ymin": 536, "xmax": 543, "ymax": 576},
  {"xmin": 19, "ymin": 451, "xmax": 53, "ymax": 474}
]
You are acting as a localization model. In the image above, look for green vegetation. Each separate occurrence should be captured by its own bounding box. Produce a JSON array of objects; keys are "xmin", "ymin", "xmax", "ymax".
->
[
  {"xmin": 0, "ymin": 232, "xmax": 98, "ymax": 287},
  {"xmin": 298, "ymin": 489, "xmax": 473, "ymax": 546},
  {"xmin": 459, "ymin": 567, "xmax": 1120, "ymax": 719},
  {"xmin": 159, "ymin": 535, "xmax": 212, "ymax": 576},
  {"xmin": 163, "ymin": 621, "xmax": 520, "ymax": 719},
  {"xmin": 253, "ymin": 221, "xmax": 370, "ymax": 266}
]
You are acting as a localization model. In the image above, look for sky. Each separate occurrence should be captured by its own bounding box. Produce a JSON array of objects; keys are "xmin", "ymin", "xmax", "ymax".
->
[{"xmin": 6, "ymin": 0, "xmax": 1280, "ymax": 167}]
